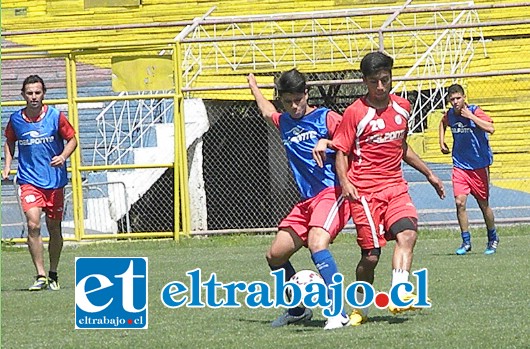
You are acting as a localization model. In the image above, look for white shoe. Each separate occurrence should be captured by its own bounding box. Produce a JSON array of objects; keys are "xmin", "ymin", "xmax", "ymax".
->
[{"xmin": 324, "ymin": 313, "xmax": 350, "ymax": 330}]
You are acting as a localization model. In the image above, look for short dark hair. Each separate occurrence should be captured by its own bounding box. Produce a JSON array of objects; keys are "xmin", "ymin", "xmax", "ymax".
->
[
  {"xmin": 275, "ymin": 68, "xmax": 307, "ymax": 95},
  {"xmin": 360, "ymin": 51, "xmax": 394, "ymax": 77},
  {"xmin": 447, "ymin": 83, "xmax": 465, "ymax": 96},
  {"xmin": 21, "ymin": 75, "xmax": 46, "ymax": 93}
]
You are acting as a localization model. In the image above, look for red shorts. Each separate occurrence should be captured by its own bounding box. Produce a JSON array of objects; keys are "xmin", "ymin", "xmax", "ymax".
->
[
  {"xmin": 350, "ymin": 182, "xmax": 417, "ymax": 250},
  {"xmin": 278, "ymin": 186, "xmax": 351, "ymax": 246},
  {"xmin": 19, "ymin": 184, "xmax": 65, "ymax": 220},
  {"xmin": 452, "ymin": 167, "xmax": 490, "ymax": 201}
]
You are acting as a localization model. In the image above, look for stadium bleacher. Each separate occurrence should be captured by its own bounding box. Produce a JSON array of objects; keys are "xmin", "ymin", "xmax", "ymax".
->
[{"xmin": 2, "ymin": 0, "xmax": 529, "ymax": 237}]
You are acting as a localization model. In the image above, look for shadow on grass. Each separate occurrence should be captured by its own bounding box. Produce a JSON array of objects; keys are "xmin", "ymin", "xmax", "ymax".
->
[
  {"xmin": 238, "ymin": 314, "xmax": 410, "ymax": 330},
  {"xmin": 1, "ymin": 287, "xmax": 66, "ymax": 292},
  {"xmin": 368, "ymin": 315, "xmax": 409, "ymax": 324},
  {"xmin": 1, "ymin": 287, "xmax": 32, "ymax": 292},
  {"xmin": 429, "ymin": 252, "xmax": 489, "ymax": 257}
]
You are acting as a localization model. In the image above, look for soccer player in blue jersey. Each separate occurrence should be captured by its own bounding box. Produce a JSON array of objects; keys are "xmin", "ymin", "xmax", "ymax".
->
[
  {"xmin": 3, "ymin": 75, "xmax": 77, "ymax": 290},
  {"xmin": 439, "ymin": 84, "xmax": 499, "ymax": 255},
  {"xmin": 248, "ymin": 70, "xmax": 351, "ymax": 330}
]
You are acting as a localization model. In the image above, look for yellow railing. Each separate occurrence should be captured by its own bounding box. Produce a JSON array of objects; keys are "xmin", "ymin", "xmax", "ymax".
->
[{"xmin": 1, "ymin": 40, "xmax": 191, "ymax": 243}]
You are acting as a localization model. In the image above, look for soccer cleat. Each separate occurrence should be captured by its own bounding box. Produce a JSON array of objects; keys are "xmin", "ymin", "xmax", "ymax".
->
[
  {"xmin": 324, "ymin": 313, "xmax": 350, "ymax": 330},
  {"xmin": 456, "ymin": 243, "xmax": 472, "ymax": 255},
  {"xmin": 349, "ymin": 309, "xmax": 368, "ymax": 326},
  {"xmin": 388, "ymin": 293, "xmax": 430, "ymax": 315},
  {"xmin": 28, "ymin": 276, "xmax": 48, "ymax": 291},
  {"xmin": 271, "ymin": 308, "xmax": 313, "ymax": 327},
  {"xmin": 484, "ymin": 239, "xmax": 499, "ymax": 255},
  {"xmin": 48, "ymin": 277, "xmax": 61, "ymax": 291}
]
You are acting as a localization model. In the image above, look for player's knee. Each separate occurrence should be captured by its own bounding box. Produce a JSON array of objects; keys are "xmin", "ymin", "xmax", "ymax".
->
[
  {"xmin": 48, "ymin": 229, "xmax": 63, "ymax": 239},
  {"xmin": 396, "ymin": 229, "xmax": 417, "ymax": 246},
  {"xmin": 455, "ymin": 197, "xmax": 466, "ymax": 209},
  {"xmin": 46, "ymin": 221, "xmax": 62, "ymax": 235},
  {"xmin": 27, "ymin": 220, "xmax": 41, "ymax": 232},
  {"xmin": 265, "ymin": 249, "xmax": 275, "ymax": 264},
  {"xmin": 266, "ymin": 248, "xmax": 287, "ymax": 266},
  {"xmin": 360, "ymin": 248, "xmax": 380, "ymax": 267},
  {"xmin": 307, "ymin": 229, "xmax": 330, "ymax": 253},
  {"xmin": 477, "ymin": 199, "xmax": 490, "ymax": 210}
]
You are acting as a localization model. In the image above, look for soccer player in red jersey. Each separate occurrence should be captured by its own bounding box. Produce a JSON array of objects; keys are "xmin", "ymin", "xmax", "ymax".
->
[
  {"xmin": 3, "ymin": 75, "xmax": 77, "ymax": 291},
  {"xmin": 439, "ymin": 84, "xmax": 498, "ymax": 255},
  {"xmin": 332, "ymin": 52, "xmax": 446, "ymax": 324}
]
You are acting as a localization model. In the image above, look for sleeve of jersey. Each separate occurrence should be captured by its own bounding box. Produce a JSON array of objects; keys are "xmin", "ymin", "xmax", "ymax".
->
[
  {"xmin": 4, "ymin": 121, "xmax": 17, "ymax": 142},
  {"xmin": 331, "ymin": 107, "xmax": 356, "ymax": 153},
  {"xmin": 59, "ymin": 113, "xmax": 76, "ymax": 140},
  {"xmin": 271, "ymin": 112, "xmax": 281, "ymax": 128},
  {"xmin": 473, "ymin": 107, "xmax": 493, "ymax": 123},
  {"xmin": 326, "ymin": 110, "xmax": 343, "ymax": 138}
]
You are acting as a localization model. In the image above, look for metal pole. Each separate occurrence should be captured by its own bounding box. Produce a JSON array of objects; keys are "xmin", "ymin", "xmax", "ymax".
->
[
  {"xmin": 379, "ymin": 0, "xmax": 413, "ymax": 52},
  {"xmin": 65, "ymin": 54, "xmax": 84, "ymax": 241}
]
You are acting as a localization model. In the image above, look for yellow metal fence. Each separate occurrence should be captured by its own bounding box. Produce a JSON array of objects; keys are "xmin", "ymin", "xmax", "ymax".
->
[{"xmin": 1, "ymin": 41, "xmax": 191, "ymax": 243}]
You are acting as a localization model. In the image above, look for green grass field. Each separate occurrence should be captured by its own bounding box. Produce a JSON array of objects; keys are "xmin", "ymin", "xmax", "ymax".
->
[{"xmin": 2, "ymin": 226, "xmax": 529, "ymax": 348}]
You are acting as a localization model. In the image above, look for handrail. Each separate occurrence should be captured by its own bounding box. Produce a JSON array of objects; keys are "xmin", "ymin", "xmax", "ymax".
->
[{"xmin": 379, "ymin": 0, "xmax": 413, "ymax": 51}]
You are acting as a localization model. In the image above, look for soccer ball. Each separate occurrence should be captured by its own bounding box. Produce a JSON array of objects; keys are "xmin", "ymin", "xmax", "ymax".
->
[{"xmin": 288, "ymin": 269, "xmax": 327, "ymax": 304}]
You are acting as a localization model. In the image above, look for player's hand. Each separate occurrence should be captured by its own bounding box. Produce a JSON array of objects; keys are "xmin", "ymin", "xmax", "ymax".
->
[
  {"xmin": 312, "ymin": 139, "xmax": 330, "ymax": 168},
  {"xmin": 440, "ymin": 142, "xmax": 450, "ymax": 154},
  {"xmin": 341, "ymin": 181, "xmax": 359, "ymax": 201},
  {"xmin": 247, "ymin": 73, "xmax": 257, "ymax": 88},
  {"xmin": 50, "ymin": 155, "xmax": 66, "ymax": 167},
  {"xmin": 427, "ymin": 173, "xmax": 445, "ymax": 199},
  {"xmin": 460, "ymin": 105, "xmax": 474, "ymax": 119},
  {"xmin": 2, "ymin": 166, "xmax": 10, "ymax": 180}
]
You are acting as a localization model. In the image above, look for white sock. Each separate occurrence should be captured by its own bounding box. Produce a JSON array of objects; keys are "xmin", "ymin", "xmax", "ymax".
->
[
  {"xmin": 355, "ymin": 290, "xmax": 369, "ymax": 317},
  {"xmin": 391, "ymin": 269, "xmax": 410, "ymax": 299}
]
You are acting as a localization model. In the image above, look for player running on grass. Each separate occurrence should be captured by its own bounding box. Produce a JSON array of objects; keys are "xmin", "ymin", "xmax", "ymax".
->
[
  {"xmin": 248, "ymin": 69, "xmax": 351, "ymax": 330},
  {"xmin": 2, "ymin": 75, "xmax": 77, "ymax": 291},
  {"xmin": 332, "ymin": 52, "xmax": 446, "ymax": 326},
  {"xmin": 439, "ymin": 83, "xmax": 499, "ymax": 255}
]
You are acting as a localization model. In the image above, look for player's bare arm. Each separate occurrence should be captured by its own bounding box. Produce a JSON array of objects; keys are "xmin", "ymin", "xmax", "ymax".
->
[
  {"xmin": 460, "ymin": 106, "xmax": 495, "ymax": 134},
  {"xmin": 439, "ymin": 117, "xmax": 450, "ymax": 154},
  {"xmin": 403, "ymin": 142, "xmax": 446, "ymax": 199},
  {"xmin": 247, "ymin": 73, "xmax": 277, "ymax": 126},
  {"xmin": 336, "ymin": 150, "xmax": 358, "ymax": 201},
  {"xmin": 312, "ymin": 138, "xmax": 333, "ymax": 168},
  {"xmin": 2, "ymin": 140, "xmax": 15, "ymax": 179}
]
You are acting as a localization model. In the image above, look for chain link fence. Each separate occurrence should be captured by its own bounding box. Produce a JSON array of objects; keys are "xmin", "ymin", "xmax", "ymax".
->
[{"xmin": 197, "ymin": 72, "xmax": 530, "ymax": 232}]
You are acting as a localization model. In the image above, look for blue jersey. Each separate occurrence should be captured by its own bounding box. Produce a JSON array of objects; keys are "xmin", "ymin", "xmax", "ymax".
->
[
  {"xmin": 277, "ymin": 107, "xmax": 339, "ymax": 200},
  {"xmin": 9, "ymin": 106, "xmax": 68, "ymax": 189},
  {"xmin": 446, "ymin": 104, "xmax": 493, "ymax": 170}
]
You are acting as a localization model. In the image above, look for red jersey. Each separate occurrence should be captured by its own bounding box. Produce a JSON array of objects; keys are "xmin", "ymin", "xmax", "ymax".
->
[{"xmin": 332, "ymin": 94, "xmax": 411, "ymax": 193}]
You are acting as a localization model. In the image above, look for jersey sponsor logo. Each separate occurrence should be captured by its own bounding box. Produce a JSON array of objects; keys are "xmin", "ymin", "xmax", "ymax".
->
[
  {"xmin": 283, "ymin": 126, "xmax": 318, "ymax": 145},
  {"xmin": 19, "ymin": 130, "xmax": 55, "ymax": 146},
  {"xmin": 367, "ymin": 129, "xmax": 406, "ymax": 144},
  {"xmin": 22, "ymin": 130, "xmax": 47, "ymax": 138},
  {"xmin": 451, "ymin": 122, "xmax": 472, "ymax": 134}
]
